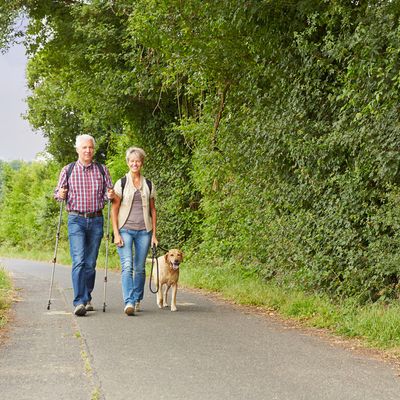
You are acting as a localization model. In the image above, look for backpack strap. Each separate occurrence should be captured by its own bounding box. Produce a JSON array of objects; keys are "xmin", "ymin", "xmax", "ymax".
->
[
  {"xmin": 145, "ymin": 178, "xmax": 152, "ymax": 194},
  {"xmin": 65, "ymin": 162, "xmax": 76, "ymax": 189},
  {"xmin": 94, "ymin": 161, "xmax": 106, "ymax": 180},
  {"xmin": 94, "ymin": 162, "xmax": 106, "ymax": 195},
  {"xmin": 121, "ymin": 176, "xmax": 127, "ymax": 198}
]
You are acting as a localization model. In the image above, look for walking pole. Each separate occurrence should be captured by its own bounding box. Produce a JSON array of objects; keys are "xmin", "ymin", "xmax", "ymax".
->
[
  {"xmin": 47, "ymin": 200, "xmax": 64, "ymax": 310},
  {"xmin": 103, "ymin": 199, "xmax": 111, "ymax": 312}
]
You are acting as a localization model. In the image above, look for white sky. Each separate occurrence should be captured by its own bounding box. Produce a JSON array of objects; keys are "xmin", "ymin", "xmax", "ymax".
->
[{"xmin": 0, "ymin": 42, "xmax": 47, "ymax": 161}]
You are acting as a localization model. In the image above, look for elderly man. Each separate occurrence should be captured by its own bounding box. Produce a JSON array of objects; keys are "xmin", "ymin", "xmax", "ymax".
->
[{"xmin": 54, "ymin": 134, "xmax": 114, "ymax": 316}]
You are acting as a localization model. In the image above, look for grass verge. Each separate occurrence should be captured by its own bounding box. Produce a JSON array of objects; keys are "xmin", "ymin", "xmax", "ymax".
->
[{"xmin": 0, "ymin": 265, "xmax": 14, "ymax": 329}]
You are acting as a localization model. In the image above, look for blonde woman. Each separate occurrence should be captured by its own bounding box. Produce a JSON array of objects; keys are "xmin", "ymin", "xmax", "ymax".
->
[{"xmin": 111, "ymin": 147, "xmax": 158, "ymax": 315}]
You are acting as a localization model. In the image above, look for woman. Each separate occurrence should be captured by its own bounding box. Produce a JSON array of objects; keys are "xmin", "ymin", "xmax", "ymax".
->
[{"xmin": 111, "ymin": 147, "xmax": 158, "ymax": 315}]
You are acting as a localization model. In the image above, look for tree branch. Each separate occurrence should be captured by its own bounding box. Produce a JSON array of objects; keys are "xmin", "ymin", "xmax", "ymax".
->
[{"xmin": 211, "ymin": 82, "xmax": 230, "ymax": 149}]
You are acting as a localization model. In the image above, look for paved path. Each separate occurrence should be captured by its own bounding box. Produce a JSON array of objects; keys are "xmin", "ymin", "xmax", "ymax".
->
[{"xmin": 1, "ymin": 257, "xmax": 400, "ymax": 400}]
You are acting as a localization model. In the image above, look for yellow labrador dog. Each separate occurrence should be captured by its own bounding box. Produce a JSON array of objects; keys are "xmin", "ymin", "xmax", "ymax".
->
[{"xmin": 153, "ymin": 249, "xmax": 183, "ymax": 312}]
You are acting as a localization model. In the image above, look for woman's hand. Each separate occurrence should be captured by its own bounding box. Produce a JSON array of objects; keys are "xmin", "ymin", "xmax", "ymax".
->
[
  {"xmin": 114, "ymin": 233, "xmax": 124, "ymax": 247},
  {"xmin": 151, "ymin": 234, "xmax": 158, "ymax": 248}
]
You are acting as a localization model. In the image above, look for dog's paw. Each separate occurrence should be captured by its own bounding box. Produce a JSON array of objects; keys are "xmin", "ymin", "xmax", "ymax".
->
[
  {"xmin": 163, "ymin": 303, "xmax": 169, "ymax": 308},
  {"xmin": 157, "ymin": 302, "xmax": 163, "ymax": 309},
  {"xmin": 171, "ymin": 306, "xmax": 177, "ymax": 312}
]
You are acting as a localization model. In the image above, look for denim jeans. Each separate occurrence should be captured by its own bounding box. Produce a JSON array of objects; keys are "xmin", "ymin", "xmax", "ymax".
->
[
  {"xmin": 68, "ymin": 214, "xmax": 104, "ymax": 306},
  {"xmin": 117, "ymin": 228, "xmax": 151, "ymax": 305}
]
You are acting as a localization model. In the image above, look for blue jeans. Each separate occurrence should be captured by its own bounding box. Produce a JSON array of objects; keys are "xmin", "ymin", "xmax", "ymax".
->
[
  {"xmin": 117, "ymin": 228, "xmax": 151, "ymax": 305},
  {"xmin": 68, "ymin": 214, "xmax": 104, "ymax": 306}
]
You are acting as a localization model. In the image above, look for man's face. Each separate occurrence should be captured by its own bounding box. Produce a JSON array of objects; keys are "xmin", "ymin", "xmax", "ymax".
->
[{"xmin": 77, "ymin": 139, "xmax": 95, "ymax": 164}]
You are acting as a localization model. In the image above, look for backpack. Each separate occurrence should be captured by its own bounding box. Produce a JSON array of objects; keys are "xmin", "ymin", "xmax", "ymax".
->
[{"xmin": 66, "ymin": 161, "xmax": 106, "ymax": 190}]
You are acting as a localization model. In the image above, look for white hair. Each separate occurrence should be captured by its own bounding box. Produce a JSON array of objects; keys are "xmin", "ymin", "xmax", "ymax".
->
[
  {"xmin": 75, "ymin": 134, "xmax": 96, "ymax": 149},
  {"xmin": 125, "ymin": 146, "xmax": 146, "ymax": 163}
]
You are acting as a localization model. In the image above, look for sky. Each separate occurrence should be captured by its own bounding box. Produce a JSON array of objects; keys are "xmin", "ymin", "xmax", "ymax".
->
[{"xmin": 0, "ymin": 42, "xmax": 47, "ymax": 161}]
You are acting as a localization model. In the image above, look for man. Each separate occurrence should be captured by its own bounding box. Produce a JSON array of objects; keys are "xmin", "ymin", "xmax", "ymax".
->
[{"xmin": 54, "ymin": 134, "xmax": 114, "ymax": 316}]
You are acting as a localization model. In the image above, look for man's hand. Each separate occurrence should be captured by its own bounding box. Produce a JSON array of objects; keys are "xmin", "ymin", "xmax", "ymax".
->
[
  {"xmin": 58, "ymin": 188, "xmax": 68, "ymax": 200},
  {"xmin": 107, "ymin": 188, "xmax": 115, "ymax": 200}
]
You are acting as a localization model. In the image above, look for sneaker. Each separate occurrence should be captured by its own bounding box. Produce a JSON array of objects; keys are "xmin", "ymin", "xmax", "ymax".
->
[
  {"xmin": 74, "ymin": 304, "xmax": 87, "ymax": 316},
  {"xmin": 85, "ymin": 302, "xmax": 94, "ymax": 312},
  {"xmin": 134, "ymin": 302, "xmax": 141, "ymax": 312},
  {"xmin": 124, "ymin": 303, "xmax": 135, "ymax": 316}
]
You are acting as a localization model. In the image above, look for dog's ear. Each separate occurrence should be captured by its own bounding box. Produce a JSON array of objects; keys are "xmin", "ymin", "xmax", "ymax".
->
[
  {"xmin": 179, "ymin": 251, "xmax": 184, "ymax": 261},
  {"xmin": 164, "ymin": 253, "xmax": 169, "ymax": 263}
]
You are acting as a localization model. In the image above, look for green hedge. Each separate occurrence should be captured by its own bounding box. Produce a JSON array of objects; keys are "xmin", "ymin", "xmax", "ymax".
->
[{"xmin": 1, "ymin": 1, "xmax": 400, "ymax": 304}]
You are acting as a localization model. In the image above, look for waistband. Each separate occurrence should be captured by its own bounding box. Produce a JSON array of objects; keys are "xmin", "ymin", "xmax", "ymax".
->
[{"xmin": 69, "ymin": 210, "xmax": 103, "ymax": 218}]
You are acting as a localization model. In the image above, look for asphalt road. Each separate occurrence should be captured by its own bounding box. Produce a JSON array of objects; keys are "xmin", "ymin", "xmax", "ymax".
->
[{"xmin": 1, "ymin": 257, "xmax": 399, "ymax": 400}]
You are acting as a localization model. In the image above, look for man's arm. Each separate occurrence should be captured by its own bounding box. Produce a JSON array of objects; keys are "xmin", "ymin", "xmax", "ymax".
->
[{"xmin": 54, "ymin": 166, "xmax": 68, "ymax": 201}]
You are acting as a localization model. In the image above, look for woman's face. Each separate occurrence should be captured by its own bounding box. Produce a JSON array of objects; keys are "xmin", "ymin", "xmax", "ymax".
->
[{"xmin": 127, "ymin": 155, "xmax": 143, "ymax": 174}]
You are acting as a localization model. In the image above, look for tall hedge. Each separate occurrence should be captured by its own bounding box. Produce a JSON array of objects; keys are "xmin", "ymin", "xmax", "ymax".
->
[{"xmin": 1, "ymin": 1, "xmax": 400, "ymax": 303}]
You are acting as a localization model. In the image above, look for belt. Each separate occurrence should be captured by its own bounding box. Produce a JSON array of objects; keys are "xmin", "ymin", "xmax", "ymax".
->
[{"xmin": 69, "ymin": 210, "xmax": 103, "ymax": 218}]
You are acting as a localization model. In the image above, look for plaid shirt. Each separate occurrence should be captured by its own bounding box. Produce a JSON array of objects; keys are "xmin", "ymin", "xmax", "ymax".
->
[{"xmin": 54, "ymin": 160, "xmax": 113, "ymax": 213}]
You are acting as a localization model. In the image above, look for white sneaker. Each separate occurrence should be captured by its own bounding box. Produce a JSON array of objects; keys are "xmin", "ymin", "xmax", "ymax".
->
[
  {"xmin": 74, "ymin": 304, "xmax": 87, "ymax": 316},
  {"xmin": 85, "ymin": 302, "xmax": 94, "ymax": 312},
  {"xmin": 134, "ymin": 302, "xmax": 141, "ymax": 312},
  {"xmin": 124, "ymin": 303, "xmax": 135, "ymax": 316}
]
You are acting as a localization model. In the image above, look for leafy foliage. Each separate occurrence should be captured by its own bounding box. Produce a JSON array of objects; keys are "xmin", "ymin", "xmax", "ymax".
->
[
  {"xmin": 0, "ymin": 162, "xmax": 61, "ymax": 250},
  {"xmin": 2, "ymin": 1, "xmax": 400, "ymax": 304}
]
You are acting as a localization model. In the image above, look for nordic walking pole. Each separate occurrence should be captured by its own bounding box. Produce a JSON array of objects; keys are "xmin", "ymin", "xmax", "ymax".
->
[
  {"xmin": 103, "ymin": 199, "xmax": 111, "ymax": 312},
  {"xmin": 47, "ymin": 199, "xmax": 64, "ymax": 310}
]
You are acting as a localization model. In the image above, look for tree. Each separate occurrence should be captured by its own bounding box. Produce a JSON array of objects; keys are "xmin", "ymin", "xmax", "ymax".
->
[{"xmin": 2, "ymin": 0, "xmax": 400, "ymax": 303}]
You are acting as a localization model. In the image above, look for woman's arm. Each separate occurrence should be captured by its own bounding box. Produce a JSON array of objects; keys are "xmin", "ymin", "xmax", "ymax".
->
[
  {"xmin": 150, "ymin": 197, "xmax": 158, "ymax": 247},
  {"xmin": 111, "ymin": 195, "xmax": 123, "ymax": 247}
]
